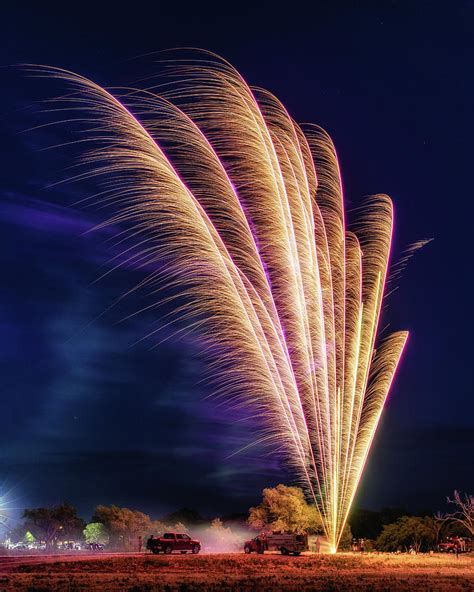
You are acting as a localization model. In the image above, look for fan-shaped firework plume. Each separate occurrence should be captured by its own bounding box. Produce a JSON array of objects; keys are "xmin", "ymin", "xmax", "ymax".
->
[{"xmin": 31, "ymin": 54, "xmax": 408, "ymax": 551}]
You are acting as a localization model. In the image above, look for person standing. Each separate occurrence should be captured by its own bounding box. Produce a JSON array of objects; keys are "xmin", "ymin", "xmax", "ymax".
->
[{"xmin": 315, "ymin": 536, "xmax": 320, "ymax": 554}]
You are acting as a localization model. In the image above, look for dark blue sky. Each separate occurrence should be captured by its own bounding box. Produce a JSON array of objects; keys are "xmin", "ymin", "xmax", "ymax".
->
[{"xmin": 1, "ymin": 1, "xmax": 473, "ymax": 521}]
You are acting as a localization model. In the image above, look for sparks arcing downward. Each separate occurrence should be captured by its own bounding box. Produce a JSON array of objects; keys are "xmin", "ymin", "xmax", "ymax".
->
[{"xmin": 30, "ymin": 52, "xmax": 409, "ymax": 551}]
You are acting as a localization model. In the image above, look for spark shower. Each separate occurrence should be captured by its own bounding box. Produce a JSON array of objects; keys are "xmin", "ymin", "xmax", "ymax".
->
[{"xmin": 33, "ymin": 54, "xmax": 409, "ymax": 551}]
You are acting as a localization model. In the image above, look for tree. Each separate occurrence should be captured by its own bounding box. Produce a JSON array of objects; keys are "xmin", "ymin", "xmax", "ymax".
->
[
  {"xmin": 349, "ymin": 509, "xmax": 382, "ymax": 540},
  {"xmin": 23, "ymin": 504, "xmax": 84, "ymax": 549},
  {"xmin": 92, "ymin": 505, "xmax": 152, "ymax": 549},
  {"xmin": 445, "ymin": 491, "xmax": 473, "ymax": 537},
  {"xmin": 338, "ymin": 523, "xmax": 353, "ymax": 551},
  {"xmin": 24, "ymin": 531, "xmax": 36, "ymax": 544},
  {"xmin": 376, "ymin": 516, "xmax": 436, "ymax": 553},
  {"xmin": 83, "ymin": 522, "xmax": 109, "ymax": 545},
  {"xmin": 433, "ymin": 511, "xmax": 446, "ymax": 543},
  {"xmin": 248, "ymin": 484, "xmax": 323, "ymax": 534}
]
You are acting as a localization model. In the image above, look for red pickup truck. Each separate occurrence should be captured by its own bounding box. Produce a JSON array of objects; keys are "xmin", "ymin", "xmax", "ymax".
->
[
  {"xmin": 438, "ymin": 537, "xmax": 470, "ymax": 553},
  {"xmin": 146, "ymin": 532, "xmax": 201, "ymax": 555}
]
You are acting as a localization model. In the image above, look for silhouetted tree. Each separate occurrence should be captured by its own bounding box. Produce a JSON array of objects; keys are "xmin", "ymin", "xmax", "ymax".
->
[
  {"xmin": 445, "ymin": 491, "xmax": 473, "ymax": 537},
  {"xmin": 350, "ymin": 509, "xmax": 382, "ymax": 539},
  {"xmin": 350, "ymin": 507, "xmax": 410, "ymax": 540},
  {"xmin": 337, "ymin": 523, "xmax": 353, "ymax": 551},
  {"xmin": 433, "ymin": 511, "xmax": 447, "ymax": 543},
  {"xmin": 23, "ymin": 503, "xmax": 84, "ymax": 549},
  {"xmin": 375, "ymin": 516, "xmax": 436, "ymax": 553}
]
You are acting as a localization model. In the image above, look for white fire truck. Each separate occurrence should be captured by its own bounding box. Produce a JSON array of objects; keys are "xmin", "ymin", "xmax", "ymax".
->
[{"xmin": 244, "ymin": 532, "xmax": 308, "ymax": 556}]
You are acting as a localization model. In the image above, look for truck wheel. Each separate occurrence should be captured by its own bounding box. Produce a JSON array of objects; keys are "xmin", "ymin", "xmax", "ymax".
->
[
  {"xmin": 244, "ymin": 546, "xmax": 251, "ymax": 554},
  {"xmin": 151, "ymin": 549, "xmax": 160, "ymax": 555},
  {"xmin": 293, "ymin": 552, "xmax": 301, "ymax": 556},
  {"xmin": 281, "ymin": 548, "xmax": 289, "ymax": 555},
  {"xmin": 164, "ymin": 546, "xmax": 172, "ymax": 554},
  {"xmin": 192, "ymin": 545, "xmax": 200, "ymax": 554}
]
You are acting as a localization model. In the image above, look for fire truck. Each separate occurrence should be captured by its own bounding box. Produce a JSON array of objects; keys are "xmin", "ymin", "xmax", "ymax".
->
[{"xmin": 243, "ymin": 532, "xmax": 308, "ymax": 556}]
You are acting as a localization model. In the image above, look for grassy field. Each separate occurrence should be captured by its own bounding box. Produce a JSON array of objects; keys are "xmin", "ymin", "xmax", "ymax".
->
[{"xmin": 0, "ymin": 552, "xmax": 472, "ymax": 591}]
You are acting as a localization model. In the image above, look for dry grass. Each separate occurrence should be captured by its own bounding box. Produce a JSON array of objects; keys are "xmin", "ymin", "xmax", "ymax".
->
[{"xmin": 0, "ymin": 552, "xmax": 472, "ymax": 591}]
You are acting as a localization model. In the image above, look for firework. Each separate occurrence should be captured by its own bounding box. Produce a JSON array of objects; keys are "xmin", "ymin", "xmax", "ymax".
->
[{"xmin": 32, "ymin": 53, "xmax": 409, "ymax": 551}]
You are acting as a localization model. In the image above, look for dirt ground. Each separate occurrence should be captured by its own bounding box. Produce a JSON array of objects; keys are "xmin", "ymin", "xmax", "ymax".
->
[{"xmin": 0, "ymin": 552, "xmax": 473, "ymax": 591}]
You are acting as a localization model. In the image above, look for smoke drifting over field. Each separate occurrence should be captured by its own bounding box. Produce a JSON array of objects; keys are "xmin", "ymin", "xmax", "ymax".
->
[{"xmin": 185, "ymin": 520, "xmax": 254, "ymax": 553}]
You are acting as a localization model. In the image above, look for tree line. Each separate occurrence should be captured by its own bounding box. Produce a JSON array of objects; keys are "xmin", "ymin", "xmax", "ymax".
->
[
  {"xmin": 8, "ymin": 505, "xmax": 201, "ymax": 550},
  {"xmin": 5, "ymin": 486, "xmax": 472, "ymax": 553},
  {"xmin": 346, "ymin": 490, "xmax": 472, "ymax": 552}
]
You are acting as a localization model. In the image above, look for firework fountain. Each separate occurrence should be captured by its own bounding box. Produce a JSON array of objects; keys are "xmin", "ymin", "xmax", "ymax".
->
[{"xmin": 32, "ymin": 54, "xmax": 409, "ymax": 551}]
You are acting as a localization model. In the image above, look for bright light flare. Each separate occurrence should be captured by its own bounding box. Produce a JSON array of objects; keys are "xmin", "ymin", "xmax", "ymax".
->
[
  {"xmin": 31, "ymin": 53, "xmax": 409, "ymax": 551},
  {"xmin": 0, "ymin": 484, "xmax": 20, "ymax": 534}
]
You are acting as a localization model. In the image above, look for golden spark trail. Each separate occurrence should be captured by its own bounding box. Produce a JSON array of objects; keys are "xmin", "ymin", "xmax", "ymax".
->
[{"xmin": 31, "ymin": 53, "xmax": 409, "ymax": 550}]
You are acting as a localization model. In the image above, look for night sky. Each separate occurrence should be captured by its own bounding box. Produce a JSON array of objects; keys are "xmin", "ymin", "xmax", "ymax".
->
[{"xmin": 1, "ymin": 1, "xmax": 473, "ymax": 522}]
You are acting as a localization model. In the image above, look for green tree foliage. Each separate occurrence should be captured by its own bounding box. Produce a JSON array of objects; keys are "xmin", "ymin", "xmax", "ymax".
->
[
  {"xmin": 83, "ymin": 522, "xmax": 109, "ymax": 545},
  {"xmin": 376, "ymin": 516, "xmax": 437, "ymax": 552},
  {"xmin": 24, "ymin": 531, "xmax": 35, "ymax": 544},
  {"xmin": 23, "ymin": 503, "xmax": 84, "ymax": 549},
  {"xmin": 248, "ymin": 484, "xmax": 323, "ymax": 534},
  {"xmin": 92, "ymin": 505, "xmax": 152, "ymax": 549}
]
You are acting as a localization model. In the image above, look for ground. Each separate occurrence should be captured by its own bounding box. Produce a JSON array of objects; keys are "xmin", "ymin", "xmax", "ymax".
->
[{"xmin": 0, "ymin": 552, "xmax": 473, "ymax": 591}]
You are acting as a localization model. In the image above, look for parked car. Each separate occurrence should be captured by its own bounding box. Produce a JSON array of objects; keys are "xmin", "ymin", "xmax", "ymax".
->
[
  {"xmin": 244, "ymin": 532, "xmax": 308, "ymax": 556},
  {"xmin": 146, "ymin": 532, "xmax": 201, "ymax": 555}
]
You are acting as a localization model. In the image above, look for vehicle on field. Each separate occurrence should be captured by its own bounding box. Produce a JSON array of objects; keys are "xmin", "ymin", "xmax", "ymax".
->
[
  {"xmin": 146, "ymin": 532, "xmax": 201, "ymax": 555},
  {"xmin": 438, "ymin": 537, "xmax": 471, "ymax": 553},
  {"xmin": 243, "ymin": 532, "xmax": 308, "ymax": 556},
  {"xmin": 85, "ymin": 542, "xmax": 105, "ymax": 551},
  {"xmin": 60, "ymin": 541, "xmax": 82, "ymax": 551}
]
